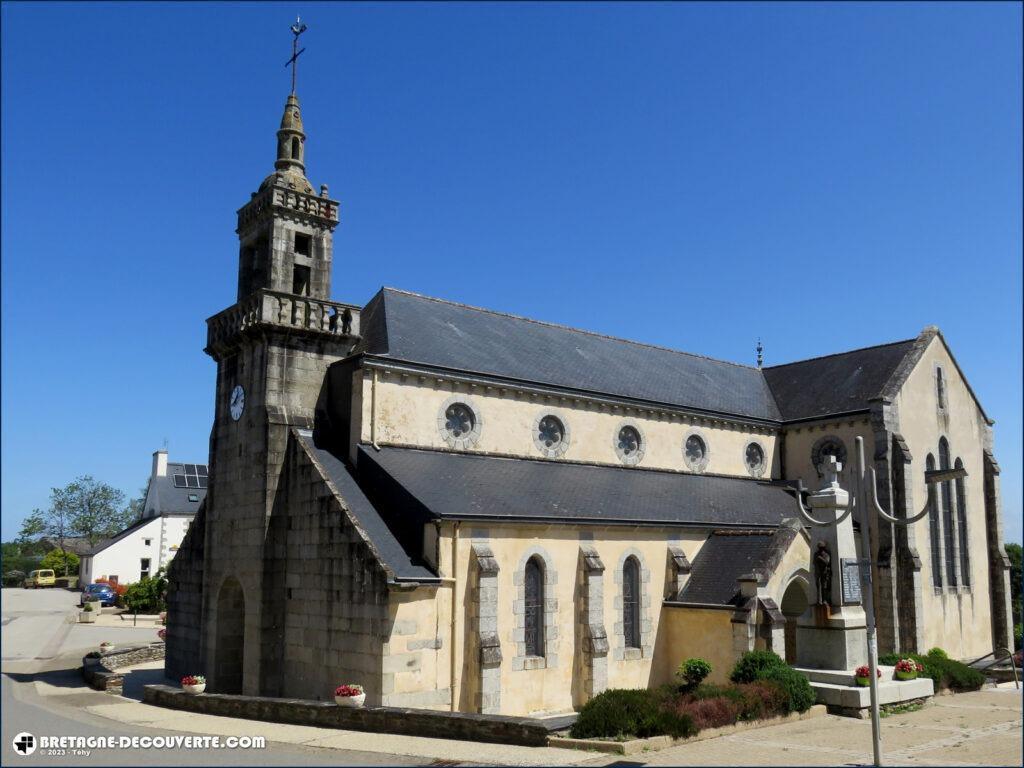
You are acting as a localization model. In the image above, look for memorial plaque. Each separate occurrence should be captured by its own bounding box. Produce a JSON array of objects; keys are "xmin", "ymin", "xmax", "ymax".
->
[{"xmin": 841, "ymin": 558, "xmax": 862, "ymax": 604}]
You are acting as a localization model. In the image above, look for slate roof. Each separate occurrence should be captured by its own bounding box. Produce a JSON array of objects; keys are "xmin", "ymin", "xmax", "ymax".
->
[
  {"xmin": 761, "ymin": 339, "xmax": 917, "ymax": 422},
  {"xmin": 295, "ymin": 431, "xmax": 438, "ymax": 583},
  {"xmin": 357, "ymin": 445, "xmax": 800, "ymax": 528},
  {"xmin": 145, "ymin": 464, "xmax": 207, "ymax": 515},
  {"xmin": 359, "ymin": 288, "xmax": 782, "ymax": 421},
  {"xmin": 675, "ymin": 531, "xmax": 777, "ymax": 606}
]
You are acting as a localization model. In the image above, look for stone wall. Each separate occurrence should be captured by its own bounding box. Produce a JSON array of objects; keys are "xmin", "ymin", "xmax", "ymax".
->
[
  {"xmin": 143, "ymin": 684, "xmax": 551, "ymax": 746},
  {"xmin": 258, "ymin": 430, "xmax": 391, "ymax": 703},
  {"xmin": 166, "ymin": 502, "xmax": 206, "ymax": 682},
  {"xmin": 83, "ymin": 642, "xmax": 166, "ymax": 695}
]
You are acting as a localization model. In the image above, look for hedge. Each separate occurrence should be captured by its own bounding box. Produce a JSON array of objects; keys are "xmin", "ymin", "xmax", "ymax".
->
[{"xmin": 878, "ymin": 650, "xmax": 984, "ymax": 691}]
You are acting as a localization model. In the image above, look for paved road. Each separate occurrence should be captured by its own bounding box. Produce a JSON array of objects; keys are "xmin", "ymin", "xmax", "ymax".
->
[{"xmin": 1, "ymin": 588, "xmax": 424, "ymax": 766}]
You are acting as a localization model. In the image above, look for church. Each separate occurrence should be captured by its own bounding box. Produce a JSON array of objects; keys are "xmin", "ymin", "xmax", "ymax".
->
[{"xmin": 165, "ymin": 79, "xmax": 1014, "ymax": 717}]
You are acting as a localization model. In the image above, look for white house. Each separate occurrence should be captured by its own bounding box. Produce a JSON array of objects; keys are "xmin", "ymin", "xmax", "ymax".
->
[{"xmin": 79, "ymin": 450, "xmax": 207, "ymax": 586}]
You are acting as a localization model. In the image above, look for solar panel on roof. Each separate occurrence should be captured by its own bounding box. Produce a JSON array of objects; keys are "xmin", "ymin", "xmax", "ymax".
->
[
  {"xmin": 198, "ymin": 477, "xmax": 208, "ymax": 489},
  {"xmin": 186, "ymin": 475, "xmax": 199, "ymax": 488},
  {"xmin": 173, "ymin": 475, "xmax": 187, "ymax": 488},
  {"xmin": 185, "ymin": 464, "xmax": 197, "ymax": 475},
  {"xmin": 197, "ymin": 465, "xmax": 208, "ymax": 476}
]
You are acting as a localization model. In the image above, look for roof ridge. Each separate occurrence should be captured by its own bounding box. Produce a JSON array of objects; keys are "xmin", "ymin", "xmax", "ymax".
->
[
  {"xmin": 763, "ymin": 337, "xmax": 916, "ymax": 370},
  {"xmin": 381, "ymin": 287, "xmax": 761, "ymax": 371}
]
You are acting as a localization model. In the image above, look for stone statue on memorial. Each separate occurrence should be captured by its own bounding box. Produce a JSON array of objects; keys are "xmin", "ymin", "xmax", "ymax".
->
[{"xmin": 814, "ymin": 540, "xmax": 832, "ymax": 605}]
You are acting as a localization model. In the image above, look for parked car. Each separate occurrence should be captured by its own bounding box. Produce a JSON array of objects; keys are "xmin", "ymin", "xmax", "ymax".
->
[
  {"xmin": 80, "ymin": 583, "xmax": 117, "ymax": 607},
  {"xmin": 23, "ymin": 570, "xmax": 56, "ymax": 589}
]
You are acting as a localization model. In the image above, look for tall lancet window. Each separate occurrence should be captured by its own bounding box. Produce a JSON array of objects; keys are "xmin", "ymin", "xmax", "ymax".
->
[
  {"xmin": 939, "ymin": 438, "xmax": 957, "ymax": 586},
  {"xmin": 623, "ymin": 557, "xmax": 641, "ymax": 649},
  {"xmin": 936, "ymin": 366, "xmax": 947, "ymax": 409},
  {"xmin": 954, "ymin": 457, "xmax": 971, "ymax": 587},
  {"xmin": 524, "ymin": 557, "xmax": 544, "ymax": 658},
  {"xmin": 926, "ymin": 454, "xmax": 942, "ymax": 588}
]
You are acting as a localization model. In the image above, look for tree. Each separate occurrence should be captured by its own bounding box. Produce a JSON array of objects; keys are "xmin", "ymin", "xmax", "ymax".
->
[
  {"xmin": 40, "ymin": 548, "xmax": 79, "ymax": 576},
  {"xmin": 16, "ymin": 511, "xmax": 47, "ymax": 555},
  {"xmin": 1006, "ymin": 542, "xmax": 1021, "ymax": 629},
  {"xmin": 124, "ymin": 480, "xmax": 150, "ymax": 522},
  {"xmin": 51, "ymin": 476, "xmax": 133, "ymax": 546}
]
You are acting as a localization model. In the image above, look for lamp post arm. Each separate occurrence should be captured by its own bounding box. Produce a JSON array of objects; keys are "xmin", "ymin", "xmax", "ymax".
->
[
  {"xmin": 868, "ymin": 467, "xmax": 932, "ymax": 525},
  {"xmin": 793, "ymin": 480, "xmax": 855, "ymax": 527}
]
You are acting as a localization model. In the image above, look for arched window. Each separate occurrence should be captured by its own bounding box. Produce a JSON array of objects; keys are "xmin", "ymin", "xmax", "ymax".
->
[
  {"xmin": 524, "ymin": 557, "xmax": 544, "ymax": 657},
  {"xmin": 936, "ymin": 367, "xmax": 946, "ymax": 409},
  {"xmin": 623, "ymin": 557, "xmax": 641, "ymax": 649},
  {"xmin": 291, "ymin": 137, "xmax": 301, "ymax": 160},
  {"xmin": 939, "ymin": 438, "xmax": 957, "ymax": 586},
  {"xmin": 926, "ymin": 453, "xmax": 942, "ymax": 588},
  {"xmin": 954, "ymin": 458, "xmax": 970, "ymax": 587}
]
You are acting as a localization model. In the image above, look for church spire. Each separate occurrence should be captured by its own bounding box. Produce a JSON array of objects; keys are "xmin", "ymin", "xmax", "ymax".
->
[{"xmin": 260, "ymin": 19, "xmax": 313, "ymax": 196}]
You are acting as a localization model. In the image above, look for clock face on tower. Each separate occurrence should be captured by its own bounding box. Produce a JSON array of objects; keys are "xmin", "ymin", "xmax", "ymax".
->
[{"xmin": 229, "ymin": 385, "xmax": 245, "ymax": 421}]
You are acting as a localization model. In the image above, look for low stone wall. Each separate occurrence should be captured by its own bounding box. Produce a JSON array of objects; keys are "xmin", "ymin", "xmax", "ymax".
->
[
  {"xmin": 82, "ymin": 642, "xmax": 165, "ymax": 695},
  {"xmin": 142, "ymin": 685, "xmax": 550, "ymax": 746}
]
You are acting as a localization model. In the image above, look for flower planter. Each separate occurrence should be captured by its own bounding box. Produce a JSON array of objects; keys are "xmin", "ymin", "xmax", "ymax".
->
[
  {"xmin": 335, "ymin": 693, "xmax": 366, "ymax": 708},
  {"xmin": 99, "ymin": 644, "xmax": 115, "ymax": 653},
  {"xmin": 79, "ymin": 612, "xmax": 96, "ymax": 624},
  {"xmin": 855, "ymin": 676, "xmax": 871, "ymax": 687},
  {"xmin": 894, "ymin": 670, "xmax": 917, "ymax": 681},
  {"xmin": 183, "ymin": 683, "xmax": 206, "ymax": 694}
]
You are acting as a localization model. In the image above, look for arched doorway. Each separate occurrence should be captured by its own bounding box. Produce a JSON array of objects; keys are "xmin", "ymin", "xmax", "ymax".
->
[
  {"xmin": 780, "ymin": 577, "xmax": 810, "ymax": 665},
  {"xmin": 214, "ymin": 577, "xmax": 245, "ymax": 694}
]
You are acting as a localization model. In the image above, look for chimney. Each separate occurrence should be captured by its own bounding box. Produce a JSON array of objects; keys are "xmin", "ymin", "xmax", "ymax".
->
[{"xmin": 152, "ymin": 449, "xmax": 168, "ymax": 478}]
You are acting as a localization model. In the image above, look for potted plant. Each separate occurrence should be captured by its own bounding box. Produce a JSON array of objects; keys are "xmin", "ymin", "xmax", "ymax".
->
[
  {"xmin": 181, "ymin": 675, "xmax": 206, "ymax": 694},
  {"xmin": 158, "ymin": 628, "xmax": 167, "ymax": 642},
  {"xmin": 894, "ymin": 658, "xmax": 923, "ymax": 681},
  {"xmin": 80, "ymin": 602, "xmax": 97, "ymax": 624},
  {"xmin": 99, "ymin": 641, "xmax": 115, "ymax": 653},
  {"xmin": 334, "ymin": 684, "xmax": 365, "ymax": 708},
  {"xmin": 855, "ymin": 665, "xmax": 882, "ymax": 686}
]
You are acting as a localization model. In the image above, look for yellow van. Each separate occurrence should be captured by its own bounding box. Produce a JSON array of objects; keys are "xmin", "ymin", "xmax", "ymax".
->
[{"xmin": 24, "ymin": 570, "xmax": 56, "ymax": 588}]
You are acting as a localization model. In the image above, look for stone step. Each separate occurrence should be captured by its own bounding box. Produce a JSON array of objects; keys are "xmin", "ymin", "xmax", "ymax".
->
[{"xmin": 807, "ymin": 677, "xmax": 934, "ymax": 711}]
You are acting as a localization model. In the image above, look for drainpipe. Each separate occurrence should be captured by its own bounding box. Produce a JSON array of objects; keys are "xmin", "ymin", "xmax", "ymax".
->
[
  {"xmin": 449, "ymin": 521, "xmax": 460, "ymax": 712},
  {"xmin": 370, "ymin": 369, "xmax": 380, "ymax": 450}
]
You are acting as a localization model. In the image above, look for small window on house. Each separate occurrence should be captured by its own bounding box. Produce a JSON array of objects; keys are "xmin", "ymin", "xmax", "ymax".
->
[
  {"xmin": 294, "ymin": 232, "xmax": 311, "ymax": 257},
  {"xmin": 188, "ymin": 494, "xmax": 199, "ymax": 503},
  {"xmin": 936, "ymin": 367, "xmax": 946, "ymax": 409},
  {"xmin": 623, "ymin": 556, "xmax": 641, "ymax": 649},
  {"xmin": 524, "ymin": 556, "xmax": 544, "ymax": 658},
  {"xmin": 292, "ymin": 264, "xmax": 310, "ymax": 296},
  {"xmin": 140, "ymin": 559, "xmax": 151, "ymax": 579},
  {"xmin": 144, "ymin": 538, "xmax": 152, "ymax": 546}
]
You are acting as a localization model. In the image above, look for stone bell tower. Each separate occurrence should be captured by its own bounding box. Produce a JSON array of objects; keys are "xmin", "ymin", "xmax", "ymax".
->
[{"xmin": 190, "ymin": 28, "xmax": 361, "ymax": 695}]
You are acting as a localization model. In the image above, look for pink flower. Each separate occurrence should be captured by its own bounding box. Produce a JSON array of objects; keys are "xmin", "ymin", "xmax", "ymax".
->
[
  {"xmin": 334, "ymin": 684, "xmax": 364, "ymax": 697},
  {"xmin": 855, "ymin": 665, "xmax": 881, "ymax": 678}
]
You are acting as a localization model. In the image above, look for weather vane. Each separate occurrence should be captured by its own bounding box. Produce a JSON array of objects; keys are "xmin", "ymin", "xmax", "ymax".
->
[{"xmin": 286, "ymin": 17, "xmax": 308, "ymax": 94}]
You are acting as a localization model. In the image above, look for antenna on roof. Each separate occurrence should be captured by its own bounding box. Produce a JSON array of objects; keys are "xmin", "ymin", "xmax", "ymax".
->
[
  {"xmin": 163, "ymin": 437, "xmax": 169, "ymax": 450},
  {"xmin": 756, "ymin": 338, "xmax": 764, "ymax": 369}
]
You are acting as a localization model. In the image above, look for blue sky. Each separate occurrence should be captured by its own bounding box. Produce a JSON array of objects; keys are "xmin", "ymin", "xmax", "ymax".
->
[{"xmin": 2, "ymin": 2, "xmax": 1021, "ymax": 543}]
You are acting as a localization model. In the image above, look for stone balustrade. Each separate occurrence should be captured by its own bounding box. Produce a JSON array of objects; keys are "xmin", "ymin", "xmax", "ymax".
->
[
  {"xmin": 206, "ymin": 290, "xmax": 359, "ymax": 353},
  {"xmin": 238, "ymin": 185, "xmax": 339, "ymax": 232}
]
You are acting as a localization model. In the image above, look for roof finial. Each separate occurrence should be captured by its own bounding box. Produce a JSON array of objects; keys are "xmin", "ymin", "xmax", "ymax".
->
[
  {"xmin": 756, "ymin": 338, "xmax": 764, "ymax": 368},
  {"xmin": 286, "ymin": 16, "xmax": 308, "ymax": 95}
]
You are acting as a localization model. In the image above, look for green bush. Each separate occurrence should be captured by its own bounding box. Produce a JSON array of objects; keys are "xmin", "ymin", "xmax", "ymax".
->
[
  {"xmin": 40, "ymin": 548, "xmax": 79, "ymax": 576},
  {"xmin": 677, "ymin": 658, "xmax": 712, "ymax": 688},
  {"xmin": 1013, "ymin": 624, "xmax": 1022, "ymax": 651},
  {"xmin": 729, "ymin": 650, "xmax": 786, "ymax": 684},
  {"xmin": 569, "ymin": 689, "xmax": 696, "ymax": 740},
  {"xmin": 879, "ymin": 651, "xmax": 984, "ymax": 692},
  {"xmin": 82, "ymin": 601, "xmax": 95, "ymax": 612},
  {"xmin": 926, "ymin": 647, "xmax": 949, "ymax": 659},
  {"xmin": 759, "ymin": 666, "xmax": 816, "ymax": 713},
  {"xmin": 121, "ymin": 569, "xmax": 168, "ymax": 614}
]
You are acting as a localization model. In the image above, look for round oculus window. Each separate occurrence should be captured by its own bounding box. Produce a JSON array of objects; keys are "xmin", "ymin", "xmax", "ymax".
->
[
  {"xmin": 537, "ymin": 415, "xmax": 565, "ymax": 450},
  {"xmin": 617, "ymin": 426, "xmax": 642, "ymax": 457},
  {"xmin": 444, "ymin": 403, "xmax": 475, "ymax": 439},
  {"xmin": 745, "ymin": 442, "xmax": 765, "ymax": 473},
  {"xmin": 685, "ymin": 435, "xmax": 706, "ymax": 463}
]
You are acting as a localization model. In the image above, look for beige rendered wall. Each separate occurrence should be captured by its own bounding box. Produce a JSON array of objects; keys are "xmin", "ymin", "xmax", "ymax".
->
[
  {"xmin": 781, "ymin": 417, "xmax": 875, "ymax": 491},
  {"xmin": 894, "ymin": 337, "xmax": 993, "ymax": 659},
  {"xmin": 387, "ymin": 521, "xmax": 713, "ymax": 716},
  {"xmin": 654, "ymin": 607, "xmax": 736, "ymax": 685},
  {"xmin": 360, "ymin": 372, "xmax": 778, "ymax": 480}
]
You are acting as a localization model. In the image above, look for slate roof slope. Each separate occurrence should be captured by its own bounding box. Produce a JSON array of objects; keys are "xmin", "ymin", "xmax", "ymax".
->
[
  {"xmin": 295, "ymin": 431, "xmax": 438, "ymax": 583},
  {"xmin": 675, "ymin": 531, "xmax": 776, "ymax": 606},
  {"xmin": 146, "ymin": 467, "xmax": 207, "ymax": 515},
  {"xmin": 358, "ymin": 288, "xmax": 782, "ymax": 422},
  {"xmin": 762, "ymin": 339, "xmax": 916, "ymax": 422},
  {"xmin": 358, "ymin": 445, "xmax": 799, "ymax": 528}
]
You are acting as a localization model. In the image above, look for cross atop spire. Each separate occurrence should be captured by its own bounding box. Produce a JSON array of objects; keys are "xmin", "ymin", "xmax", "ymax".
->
[{"xmin": 286, "ymin": 17, "xmax": 308, "ymax": 95}]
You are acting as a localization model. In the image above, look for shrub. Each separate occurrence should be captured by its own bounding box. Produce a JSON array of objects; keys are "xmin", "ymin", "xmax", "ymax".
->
[
  {"xmin": 1014, "ymin": 624, "xmax": 1022, "ymax": 651},
  {"xmin": 927, "ymin": 647, "xmax": 949, "ymax": 660},
  {"xmin": 684, "ymin": 681, "xmax": 787, "ymax": 722},
  {"xmin": 677, "ymin": 658, "xmax": 712, "ymax": 688},
  {"xmin": 672, "ymin": 696, "xmax": 739, "ymax": 730},
  {"xmin": 879, "ymin": 651, "xmax": 984, "ymax": 692},
  {"xmin": 569, "ymin": 689, "xmax": 696, "ymax": 740},
  {"xmin": 759, "ymin": 666, "xmax": 816, "ymax": 713},
  {"xmin": 730, "ymin": 650, "xmax": 786, "ymax": 684},
  {"xmin": 82, "ymin": 602, "xmax": 95, "ymax": 612},
  {"xmin": 40, "ymin": 548, "xmax": 79, "ymax": 575}
]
